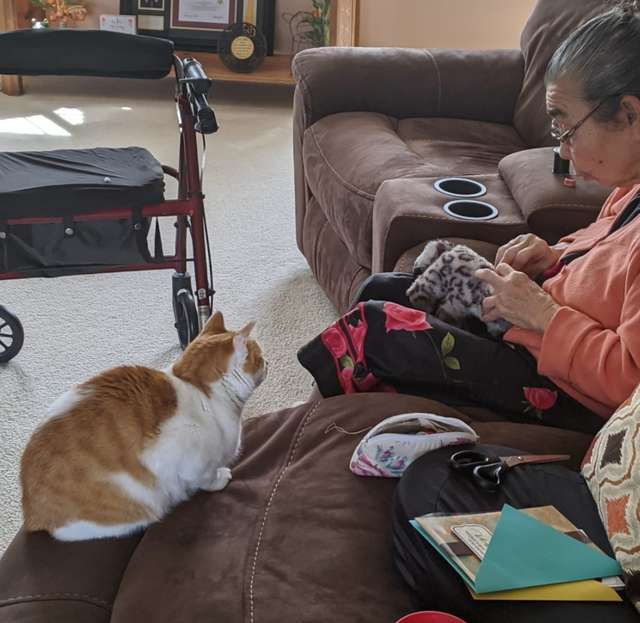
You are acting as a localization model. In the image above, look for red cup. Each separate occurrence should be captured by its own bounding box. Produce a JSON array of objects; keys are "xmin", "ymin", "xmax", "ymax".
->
[{"xmin": 395, "ymin": 611, "xmax": 467, "ymax": 623}]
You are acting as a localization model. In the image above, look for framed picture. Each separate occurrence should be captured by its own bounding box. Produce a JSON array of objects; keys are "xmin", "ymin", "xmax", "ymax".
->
[
  {"xmin": 119, "ymin": 0, "xmax": 275, "ymax": 54},
  {"xmin": 138, "ymin": 0, "xmax": 164, "ymax": 12},
  {"xmin": 335, "ymin": 0, "xmax": 358, "ymax": 46},
  {"xmin": 171, "ymin": 0, "xmax": 234, "ymax": 31}
]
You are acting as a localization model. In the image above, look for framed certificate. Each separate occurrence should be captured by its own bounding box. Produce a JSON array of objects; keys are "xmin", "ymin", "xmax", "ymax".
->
[
  {"xmin": 120, "ymin": 0, "xmax": 274, "ymax": 53},
  {"xmin": 171, "ymin": 0, "xmax": 234, "ymax": 30}
]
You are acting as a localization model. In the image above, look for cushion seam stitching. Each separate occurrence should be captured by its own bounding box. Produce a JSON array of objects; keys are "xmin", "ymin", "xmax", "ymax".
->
[
  {"xmin": 422, "ymin": 49, "xmax": 442, "ymax": 114},
  {"xmin": 248, "ymin": 401, "xmax": 321, "ymax": 623}
]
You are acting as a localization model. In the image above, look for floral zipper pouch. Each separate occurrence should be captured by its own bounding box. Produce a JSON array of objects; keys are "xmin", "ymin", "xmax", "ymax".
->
[{"xmin": 349, "ymin": 412, "xmax": 479, "ymax": 478}]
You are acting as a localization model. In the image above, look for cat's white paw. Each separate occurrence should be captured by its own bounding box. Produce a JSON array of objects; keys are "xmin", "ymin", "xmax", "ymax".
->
[{"xmin": 203, "ymin": 467, "xmax": 232, "ymax": 492}]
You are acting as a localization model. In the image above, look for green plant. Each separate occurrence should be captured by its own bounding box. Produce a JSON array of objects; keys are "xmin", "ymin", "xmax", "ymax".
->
[{"xmin": 301, "ymin": 0, "xmax": 331, "ymax": 47}]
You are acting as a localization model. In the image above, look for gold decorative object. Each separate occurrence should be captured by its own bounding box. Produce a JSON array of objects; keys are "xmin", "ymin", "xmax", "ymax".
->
[{"xmin": 29, "ymin": 0, "xmax": 88, "ymax": 27}]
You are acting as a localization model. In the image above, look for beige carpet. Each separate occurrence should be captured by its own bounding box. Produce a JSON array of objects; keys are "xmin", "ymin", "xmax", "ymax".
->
[{"xmin": 0, "ymin": 75, "xmax": 337, "ymax": 553}]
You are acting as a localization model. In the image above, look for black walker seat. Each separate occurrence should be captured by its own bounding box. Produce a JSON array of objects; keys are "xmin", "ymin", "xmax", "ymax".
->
[
  {"xmin": 0, "ymin": 147, "xmax": 165, "ymax": 219},
  {"xmin": 0, "ymin": 29, "xmax": 218, "ymax": 360}
]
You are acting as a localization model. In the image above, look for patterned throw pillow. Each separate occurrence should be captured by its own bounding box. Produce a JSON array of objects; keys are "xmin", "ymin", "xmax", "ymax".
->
[{"xmin": 582, "ymin": 385, "xmax": 640, "ymax": 612}]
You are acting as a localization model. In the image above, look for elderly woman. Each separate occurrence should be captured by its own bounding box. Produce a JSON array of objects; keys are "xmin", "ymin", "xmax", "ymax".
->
[{"xmin": 299, "ymin": 3, "xmax": 640, "ymax": 435}]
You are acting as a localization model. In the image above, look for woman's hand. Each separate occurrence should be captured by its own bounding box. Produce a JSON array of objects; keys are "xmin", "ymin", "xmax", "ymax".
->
[
  {"xmin": 476, "ymin": 264, "xmax": 560, "ymax": 333},
  {"xmin": 495, "ymin": 234, "xmax": 563, "ymax": 278}
]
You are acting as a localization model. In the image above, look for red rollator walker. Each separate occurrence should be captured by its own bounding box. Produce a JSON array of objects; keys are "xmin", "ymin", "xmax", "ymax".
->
[{"xmin": 0, "ymin": 29, "xmax": 218, "ymax": 362}]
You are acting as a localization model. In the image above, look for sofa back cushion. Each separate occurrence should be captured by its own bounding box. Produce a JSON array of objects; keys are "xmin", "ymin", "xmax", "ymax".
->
[
  {"xmin": 514, "ymin": 0, "xmax": 608, "ymax": 148},
  {"xmin": 581, "ymin": 384, "xmax": 640, "ymax": 614}
]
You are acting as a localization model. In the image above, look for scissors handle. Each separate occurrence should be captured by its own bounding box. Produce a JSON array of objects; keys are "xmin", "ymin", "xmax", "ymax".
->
[
  {"xmin": 449, "ymin": 450, "xmax": 497, "ymax": 470},
  {"xmin": 473, "ymin": 462, "xmax": 504, "ymax": 491}
]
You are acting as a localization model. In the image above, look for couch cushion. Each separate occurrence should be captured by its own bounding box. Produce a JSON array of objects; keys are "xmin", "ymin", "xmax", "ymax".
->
[
  {"xmin": 0, "ymin": 529, "xmax": 140, "ymax": 623},
  {"xmin": 303, "ymin": 112, "xmax": 526, "ymax": 268},
  {"xmin": 514, "ymin": 0, "xmax": 609, "ymax": 148},
  {"xmin": 98, "ymin": 394, "xmax": 591, "ymax": 623},
  {"xmin": 582, "ymin": 383, "xmax": 640, "ymax": 614}
]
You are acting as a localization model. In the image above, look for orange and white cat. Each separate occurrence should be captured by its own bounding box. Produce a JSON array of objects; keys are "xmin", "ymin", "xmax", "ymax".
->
[{"xmin": 20, "ymin": 311, "xmax": 266, "ymax": 541}]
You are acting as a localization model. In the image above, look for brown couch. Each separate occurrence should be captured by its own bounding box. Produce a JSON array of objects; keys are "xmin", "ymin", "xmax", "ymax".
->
[
  {"xmin": 292, "ymin": 0, "xmax": 611, "ymax": 312},
  {"xmin": 0, "ymin": 394, "xmax": 600, "ymax": 623}
]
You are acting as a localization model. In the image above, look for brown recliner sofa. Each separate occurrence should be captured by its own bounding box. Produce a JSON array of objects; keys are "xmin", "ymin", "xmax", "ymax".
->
[
  {"xmin": 0, "ymin": 394, "xmax": 611, "ymax": 623},
  {"xmin": 293, "ymin": 0, "xmax": 610, "ymax": 312}
]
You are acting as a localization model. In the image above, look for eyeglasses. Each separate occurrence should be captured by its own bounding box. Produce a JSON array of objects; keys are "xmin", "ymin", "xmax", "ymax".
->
[{"xmin": 550, "ymin": 97, "xmax": 609, "ymax": 144}]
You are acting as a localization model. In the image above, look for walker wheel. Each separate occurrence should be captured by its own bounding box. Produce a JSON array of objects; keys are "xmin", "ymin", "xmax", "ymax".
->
[
  {"xmin": 173, "ymin": 289, "xmax": 199, "ymax": 349},
  {"xmin": 0, "ymin": 306, "xmax": 24, "ymax": 363}
]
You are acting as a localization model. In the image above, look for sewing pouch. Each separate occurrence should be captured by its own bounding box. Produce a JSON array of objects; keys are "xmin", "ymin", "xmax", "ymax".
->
[{"xmin": 350, "ymin": 412, "xmax": 478, "ymax": 478}]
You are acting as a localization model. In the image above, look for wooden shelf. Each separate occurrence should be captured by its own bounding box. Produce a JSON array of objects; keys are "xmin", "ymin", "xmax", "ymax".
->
[{"xmin": 176, "ymin": 52, "xmax": 295, "ymax": 86}]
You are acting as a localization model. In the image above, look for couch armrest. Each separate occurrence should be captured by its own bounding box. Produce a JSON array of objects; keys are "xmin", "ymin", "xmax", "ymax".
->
[
  {"xmin": 0, "ymin": 529, "xmax": 141, "ymax": 623},
  {"xmin": 372, "ymin": 176, "xmax": 528, "ymax": 273},
  {"xmin": 499, "ymin": 148, "xmax": 611, "ymax": 243},
  {"xmin": 292, "ymin": 46, "xmax": 524, "ymax": 128}
]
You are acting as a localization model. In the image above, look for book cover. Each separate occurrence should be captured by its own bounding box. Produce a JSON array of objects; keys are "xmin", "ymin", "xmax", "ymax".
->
[{"xmin": 411, "ymin": 504, "xmax": 622, "ymax": 599}]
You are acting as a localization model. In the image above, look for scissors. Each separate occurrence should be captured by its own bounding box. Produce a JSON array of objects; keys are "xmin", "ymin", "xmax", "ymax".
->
[{"xmin": 449, "ymin": 450, "xmax": 571, "ymax": 491}]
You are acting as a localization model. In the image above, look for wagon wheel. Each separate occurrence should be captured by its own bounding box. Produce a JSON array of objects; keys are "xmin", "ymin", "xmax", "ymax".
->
[
  {"xmin": 0, "ymin": 306, "xmax": 24, "ymax": 363},
  {"xmin": 173, "ymin": 289, "xmax": 199, "ymax": 350}
]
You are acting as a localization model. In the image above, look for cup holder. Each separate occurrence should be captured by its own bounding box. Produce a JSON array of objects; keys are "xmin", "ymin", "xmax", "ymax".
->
[
  {"xmin": 443, "ymin": 200, "xmax": 498, "ymax": 221},
  {"xmin": 434, "ymin": 177, "xmax": 487, "ymax": 198}
]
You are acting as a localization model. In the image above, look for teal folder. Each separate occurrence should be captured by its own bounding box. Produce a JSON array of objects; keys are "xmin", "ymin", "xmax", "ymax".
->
[{"xmin": 412, "ymin": 504, "xmax": 621, "ymax": 594}]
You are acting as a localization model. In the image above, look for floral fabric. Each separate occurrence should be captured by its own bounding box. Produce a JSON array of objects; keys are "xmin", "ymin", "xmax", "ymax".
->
[{"xmin": 298, "ymin": 274, "xmax": 604, "ymax": 435}]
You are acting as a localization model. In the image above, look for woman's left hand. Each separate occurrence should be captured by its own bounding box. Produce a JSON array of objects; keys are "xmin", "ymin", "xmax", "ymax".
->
[{"xmin": 475, "ymin": 263, "xmax": 560, "ymax": 333}]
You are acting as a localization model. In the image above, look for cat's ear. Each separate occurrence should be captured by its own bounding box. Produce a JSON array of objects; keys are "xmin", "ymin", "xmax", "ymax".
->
[
  {"xmin": 202, "ymin": 311, "xmax": 226, "ymax": 335},
  {"xmin": 233, "ymin": 333, "xmax": 247, "ymax": 354},
  {"xmin": 238, "ymin": 321, "xmax": 255, "ymax": 337}
]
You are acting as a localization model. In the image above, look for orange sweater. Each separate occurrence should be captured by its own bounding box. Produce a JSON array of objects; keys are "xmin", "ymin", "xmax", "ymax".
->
[{"xmin": 505, "ymin": 184, "xmax": 640, "ymax": 419}]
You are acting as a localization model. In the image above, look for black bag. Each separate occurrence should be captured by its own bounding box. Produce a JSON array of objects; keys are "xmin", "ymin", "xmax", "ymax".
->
[
  {"xmin": 392, "ymin": 444, "xmax": 638, "ymax": 622},
  {"xmin": 0, "ymin": 146, "xmax": 164, "ymax": 277},
  {"xmin": 1, "ymin": 218, "xmax": 152, "ymax": 278}
]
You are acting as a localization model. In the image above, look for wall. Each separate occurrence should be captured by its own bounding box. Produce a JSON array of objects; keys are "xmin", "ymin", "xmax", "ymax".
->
[{"xmin": 358, "ymin": 0, "xmax": 537, "ymax": 50}]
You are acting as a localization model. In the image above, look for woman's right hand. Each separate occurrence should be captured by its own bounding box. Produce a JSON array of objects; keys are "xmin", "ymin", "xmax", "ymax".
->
[{"xmin": 494, "ymin": 234, "xmax": 563, "ymax": 278}]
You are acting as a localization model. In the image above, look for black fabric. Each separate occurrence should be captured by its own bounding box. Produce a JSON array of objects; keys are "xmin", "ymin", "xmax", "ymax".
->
[
  {"xmin": 1, "ymin": 218, "xmax": 152, "ymax": 278},
  {"xmin": 298, "ymin": 274, "xmax": 603, "ymax": 435},
  {"xmin": 392, "ymin": 444, "xmax": 639, "ymax": 622},
  {"xmin": 0, "ymin": 30, "xmax": 174, "ymax": 79},
  {"xmin": 0, "ymin": 147, "xmax": 164, "ymax": 219},
  {"xmin": 608, "ymin": 193, "xmax": 640, "ymax": 235}
]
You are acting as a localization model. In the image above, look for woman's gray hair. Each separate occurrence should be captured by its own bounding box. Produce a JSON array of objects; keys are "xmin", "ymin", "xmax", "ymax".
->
[{"xmin": 545, "ymin": 0, "xmax": 640, "ymax": 123}]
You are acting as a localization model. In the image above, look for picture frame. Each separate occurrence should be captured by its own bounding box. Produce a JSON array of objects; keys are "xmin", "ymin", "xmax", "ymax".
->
[
  {"xmin": 138, "ymin": 0, "xmax": 165, "ymax": 12},
  {"xmin": 119, "ymin": 0, "xmax": 275, "ymax": 54},
  {"xmin": 334, "ymin": 0, "xmax": 358, "ymax": 46}
]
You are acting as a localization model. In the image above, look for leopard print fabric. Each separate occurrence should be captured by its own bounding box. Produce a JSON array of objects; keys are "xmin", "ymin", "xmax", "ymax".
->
[{"xmin": 406, "ymin": 240, "xmax": 511, "ymax": 338}]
